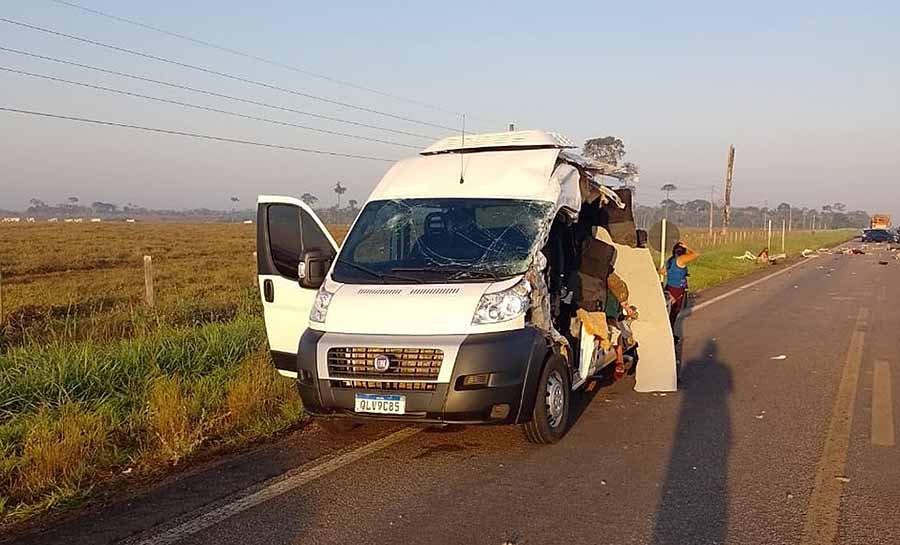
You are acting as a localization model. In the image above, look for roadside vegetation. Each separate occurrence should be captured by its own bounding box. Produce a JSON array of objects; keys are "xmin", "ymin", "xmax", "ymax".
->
[
  {"xmin": 676, "ymin": 229, "xmax": 857, "ymax": 290},
  {"xmin": 0, "ymin": 223, "xmax": 850, "ymax": 525},
  {"xmin": 0, "ymin": 223, "xmax": 348, "ymax": 525}
]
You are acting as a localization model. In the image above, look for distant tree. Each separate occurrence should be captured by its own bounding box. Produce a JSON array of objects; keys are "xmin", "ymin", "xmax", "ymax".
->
[
  {"xmin": 300, "ymin": 193, "xmax": 318, "ymax": 206},
  {"xmin": 621, "ymin": 161, "xmax": 639, "ymax": 183},
  {"xmin": 67, "ymin": 196, "xmax": 79, "ymax": 207},
  {"xmin": 582, "ymin": 136, "xmax": 626, "ymax": 166},
  {"xmin": 776, "ymin": 202, "xmax": 791, "ymax": 214},
  {"xmin": 660, "ymin": 183, "xmax": 677, "ymax": 218},
  {"xmin": 230, "ymin": 196, "xmax": 240, "ymax": 204},
  {"xmin": 832, "ymin": 202, "xmax": 846, "ymax": 212},
  {"xmin": 91, "ymin": 201, "xmax": 117, "ymax": 213},
  {"xmin": 348, "ymin": 199, "xmax": 359, "ymax": 211},
  {"xmin": 333, "ymin": 182, "xmax": 347, "ymax": 208},
  {"xmin": 686, "ymin": 198, "xmax": 710, "ymax": 227},
  {"xmin": 28, "ymin": 198, "xmax": 46, "ymax": 210},
  {"xmin": 821, "ymin": 204, "xmax": 833, "ymax": 214}
]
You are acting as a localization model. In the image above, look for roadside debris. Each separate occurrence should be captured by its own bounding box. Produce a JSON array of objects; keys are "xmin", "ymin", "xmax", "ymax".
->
[
  {"xmin": 801, "ymin": 249, "xmax": 818, "ymax": 258},
  {"xmin": 838, "ymin": 248, "xmax": 866, "ymax": 255},
  {"xmin": 770, "ymin": 355, "xmax": 787, "ymax": 360},
  {"xmin": 733, "ymin": 248, "xmax": 786, "ymax": 264},
  {"xmin": 879, "ymin": 260, "xmax": 889, "ymax": 265},
  {"xmin": 835, "ymin": 476, "xmax": 851, "ymax": 483}
]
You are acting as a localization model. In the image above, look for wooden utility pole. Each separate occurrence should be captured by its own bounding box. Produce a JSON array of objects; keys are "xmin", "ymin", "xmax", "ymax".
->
[{"xmin": 722, "ymin": 144, "xmax": 735, "ymax": 232}]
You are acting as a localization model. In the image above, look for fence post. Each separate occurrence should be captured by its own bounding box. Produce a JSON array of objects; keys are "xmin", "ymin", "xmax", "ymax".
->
[
  {"xmin": 0, "ymin": 267, "xmax": 3, "ymax": 325},
  {"xmin": 767, "ymin": 220, "xmax": 772, "ymax": 250},
  {"xmin": 252, "ymin": 252, "xmax": 258, "ymax": 287},
  {"xmin": 713, "ymin": 232, "xmax": 718, "ymax": 246},
  {"xmin": 781, "ymin": 220, "xmax": 786, "ymax": 254},
  {"xmin": 143, "ymin": 255, "xmax": 155, "ymax": 308}
]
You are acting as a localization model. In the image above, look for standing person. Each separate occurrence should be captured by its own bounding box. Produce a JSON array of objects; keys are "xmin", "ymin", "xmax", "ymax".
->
[{"xmin": 662, "ymin": 241, "xmax": 700, "ymax": 339}]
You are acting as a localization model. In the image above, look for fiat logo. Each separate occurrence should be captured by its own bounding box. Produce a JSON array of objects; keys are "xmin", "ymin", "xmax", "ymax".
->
[{"xmin": 373, "ymin": 354, "xmax": 391, "ymax": 372}]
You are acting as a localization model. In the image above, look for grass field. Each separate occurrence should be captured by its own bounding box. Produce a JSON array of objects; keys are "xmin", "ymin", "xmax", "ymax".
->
[
  {"xmin": 0, "ymin": 223, "xmax": 351, "ymax": 524},
  {"xmin": 0, "ymin": 223, "xmax": 853, "ymax": 525},
  {"xmin": 659, "ymin": 229, "xmax": 856, "ymax": 291}
]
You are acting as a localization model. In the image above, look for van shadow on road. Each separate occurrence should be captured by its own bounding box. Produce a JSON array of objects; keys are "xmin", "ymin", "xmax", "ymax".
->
[{"xmin": 652, "ymin": 339, "xmax": 733, "ymax": 545}]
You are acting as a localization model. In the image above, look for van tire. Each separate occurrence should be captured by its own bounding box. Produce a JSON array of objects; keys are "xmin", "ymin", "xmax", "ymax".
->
[
  {"xmin": 521, "ymin": 355, "xmax": 570, "ymax": 444},
  {"xmin": 316, "ymin": 417, "xmax": 358, "ymax": 434}
]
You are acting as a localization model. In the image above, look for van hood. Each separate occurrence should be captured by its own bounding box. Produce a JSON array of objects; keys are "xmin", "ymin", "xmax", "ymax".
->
[{"xmin": 320, "ymin": 278, "xmax": 523, "ymax": 335}]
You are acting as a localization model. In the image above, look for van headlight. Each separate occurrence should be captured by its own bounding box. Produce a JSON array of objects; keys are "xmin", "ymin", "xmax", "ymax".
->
[
  {"xmin": 309, "ymin": 286, "xmax": 334, "ymax": 323},
  {"xmin": 472, "ymin": 278, "xmax": 532, "ymax": 325}
]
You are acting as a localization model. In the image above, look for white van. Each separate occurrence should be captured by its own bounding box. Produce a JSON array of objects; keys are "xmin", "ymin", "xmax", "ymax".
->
[{"xmin": 256, "ymin": 130, "xmax": 676, "ymax": 444}]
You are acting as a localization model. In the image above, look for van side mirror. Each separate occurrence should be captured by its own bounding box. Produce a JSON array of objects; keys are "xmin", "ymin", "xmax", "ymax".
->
[
  {"xmin": 636, "ymin": 229, "xmax": 649, "ymax": 248},
  {"xmin": 298, "ymin": 249, "xmax": 331, "ymax": 289}
]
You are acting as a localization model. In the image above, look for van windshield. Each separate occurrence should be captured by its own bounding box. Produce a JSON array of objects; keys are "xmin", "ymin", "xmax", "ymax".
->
[{"xmin": 332, "ymin": 198, "xmax": 554, "ymax": 284}]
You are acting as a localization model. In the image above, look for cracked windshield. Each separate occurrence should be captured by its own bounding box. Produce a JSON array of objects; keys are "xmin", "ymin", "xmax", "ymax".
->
[{"xmin": 332, "ymin": 198, "xmax": 553, "ymax": 283}]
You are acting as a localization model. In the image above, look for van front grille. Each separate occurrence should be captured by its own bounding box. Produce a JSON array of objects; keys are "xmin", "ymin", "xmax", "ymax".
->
[
  {"xmin": 330, "ymin": 379, "xmax": 437, "ymax": 392},
  {"xmin": 326, "ymin": 347, "xmax": 443, "ymax": 380}
]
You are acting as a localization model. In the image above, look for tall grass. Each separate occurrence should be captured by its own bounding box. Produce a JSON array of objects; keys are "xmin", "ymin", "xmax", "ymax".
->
[{"xmin": 0, "ymin": 307, "xmax": 304, "ymax": 525}]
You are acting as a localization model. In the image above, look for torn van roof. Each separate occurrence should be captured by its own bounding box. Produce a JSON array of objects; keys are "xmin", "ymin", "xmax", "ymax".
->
[
  {"xmin": 421, "ymin": 130, "xmax": 576, "ymax": 155},
  {"xmin": 369, "ymin": 148, "xmax": 564, "ymax": 202}
]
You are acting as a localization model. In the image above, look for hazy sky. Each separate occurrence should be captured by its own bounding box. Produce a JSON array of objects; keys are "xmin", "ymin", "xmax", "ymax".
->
[{"xmin": 2, "ymin": 0, "xmax": 898, "ymax": 216}]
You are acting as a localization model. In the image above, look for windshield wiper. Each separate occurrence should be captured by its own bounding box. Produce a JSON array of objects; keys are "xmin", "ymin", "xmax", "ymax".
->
[
  {"xmin": 337, "ymin": 260, "xmax": 423, "ymax": 284},
  {"xmin": 391, "ymin": 266, "xmax": 502, "ymax": 281}
]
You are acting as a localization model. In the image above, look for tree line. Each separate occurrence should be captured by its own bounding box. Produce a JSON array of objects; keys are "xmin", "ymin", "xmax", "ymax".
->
[{"xmin": 635, "ymin": 198, "xmax": 869, "ymax": 230}]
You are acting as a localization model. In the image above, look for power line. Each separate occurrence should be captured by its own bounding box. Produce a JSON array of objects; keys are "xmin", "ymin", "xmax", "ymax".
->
[
  {"xmin": 0, "ymin": 106, "xmax": 397, "ymax": 161},
  {"xmin": 0, "ymin": 17, "xmax": 458, "ymax": 132},
  {"xmin": 0, "ymin": 65, "xmax": 419, "ymax": 149},
  {"xmin": 0, "ymin": 46, "xmax": 434, "ymax": 140},
  {"xmin": 47, "ymin": 0, "xmax": 495, "ymax": 125}
]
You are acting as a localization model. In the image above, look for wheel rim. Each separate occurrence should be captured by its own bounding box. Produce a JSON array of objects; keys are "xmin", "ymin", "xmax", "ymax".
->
[{"xmin": 545, "ymin": 370, "xmax": 565, "ymax": 428}]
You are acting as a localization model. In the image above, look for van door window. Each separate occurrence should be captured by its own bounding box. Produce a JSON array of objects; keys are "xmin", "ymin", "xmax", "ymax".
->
[{"xmin": 267, "ymin": 204, "xmax": 302, "ymax": 279}]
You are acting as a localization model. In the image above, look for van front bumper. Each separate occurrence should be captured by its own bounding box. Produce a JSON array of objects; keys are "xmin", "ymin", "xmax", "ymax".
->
[{"xmin": 291, "ymin": 327, "xmax": 552, "ymax": 425}]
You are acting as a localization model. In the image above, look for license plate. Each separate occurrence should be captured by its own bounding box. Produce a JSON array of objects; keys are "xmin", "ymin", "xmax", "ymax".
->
[{"xmin": 354, "ymin": 393, "xmax": 405, "ymax": 414}]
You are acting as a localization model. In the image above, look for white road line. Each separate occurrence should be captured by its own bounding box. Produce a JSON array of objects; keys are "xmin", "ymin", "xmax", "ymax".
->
[
  {"xmin": 688, "ymin": 256, "xmax": 816, "ymax": 314},
  {"xmin": 872, "ymin": 360, "xmax": 895, "ymax": 447},
  {"xmin": 799, "ymin": 308, "xmax": 868, "ymax": 545},
  {"xmin": 133, "ymin": 427, "xmax": 421, "ymax": 545}
]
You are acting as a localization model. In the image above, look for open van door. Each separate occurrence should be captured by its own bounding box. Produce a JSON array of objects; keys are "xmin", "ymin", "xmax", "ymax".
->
[{"xmin": 256, "ymin": 195, "xmax": 338, "ymax": 377}]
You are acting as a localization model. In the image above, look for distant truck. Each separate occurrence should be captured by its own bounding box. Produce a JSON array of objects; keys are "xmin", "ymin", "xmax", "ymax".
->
[{"xmin": 870, "ymin": 214, "xmax": 891, "ymax": 229}]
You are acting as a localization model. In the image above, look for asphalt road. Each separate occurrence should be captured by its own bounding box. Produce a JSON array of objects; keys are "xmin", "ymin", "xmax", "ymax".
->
[{"xmin": 11, "ymin": 242, "xmax": 900, "ymax": 545}]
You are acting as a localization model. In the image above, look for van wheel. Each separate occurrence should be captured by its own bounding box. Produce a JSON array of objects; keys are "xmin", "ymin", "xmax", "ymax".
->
[
  {"xmin": 316, "ymin": 417, "xmax": 358, "ymax": 434},
  {"xmin": 522, "ymin": 356, "xmax": 570, "ymax": 444}
]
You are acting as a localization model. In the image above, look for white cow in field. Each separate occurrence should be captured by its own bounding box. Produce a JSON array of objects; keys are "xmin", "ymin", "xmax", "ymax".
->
[
  {"xmin": 2, "ymin": 217, "xmax": 21, "ymax": 223},
  {"xmin": 64, "ymin": 218, "xmax": 74, "ymax": 223},
  {"xmin": 48, "ymin": 217, "xmax": 58, "ymax": 222},
  {"xmin": 90, "ymin": 218, "xmax": 102, "ymax": 223},
  {"xmin": 26, "ymin": 217, "xmax": 36, "ymax": 223},
  {"xmin": 73, "ymin": 218, "xmax": 84, "ymax": 223},
  {"xmin": 243, "ymin": 219, "xmax": 254, "ymax": 224},
  {"xmin": 125, "ymin": 218, "xmax": 136, "ymax": 223}
]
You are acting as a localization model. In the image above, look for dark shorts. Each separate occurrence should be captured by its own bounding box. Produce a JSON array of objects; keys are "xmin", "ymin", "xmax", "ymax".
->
[{"xmin": 665, "ymin": 285, "xmax": 687, "ymax": 324}]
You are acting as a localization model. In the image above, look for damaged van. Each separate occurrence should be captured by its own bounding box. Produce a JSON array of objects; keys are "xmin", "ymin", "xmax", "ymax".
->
[{"xmin": 256, "ymin": 131, "xmax": 676, "ymax": 444}]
